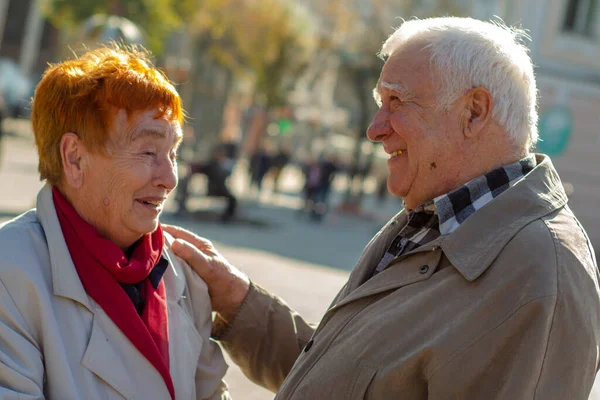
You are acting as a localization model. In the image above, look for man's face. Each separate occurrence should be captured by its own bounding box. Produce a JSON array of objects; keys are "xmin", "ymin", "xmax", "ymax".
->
[
  {"xmin": 81, "ymin": 108, "xmax": 182, "ymax": 249},
  {"xmin": 368, "ymin": 41, "xmax": 466, "ymax": 209}
]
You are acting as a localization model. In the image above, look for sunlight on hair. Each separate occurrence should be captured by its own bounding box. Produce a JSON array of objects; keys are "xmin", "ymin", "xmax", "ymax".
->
[{"xmin": 31, "ymin": 43, "xmax": 183, "ymax": 185}]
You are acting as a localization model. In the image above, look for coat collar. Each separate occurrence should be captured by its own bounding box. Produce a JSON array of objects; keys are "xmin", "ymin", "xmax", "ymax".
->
[
  {"xmin": 331, "ymin": 154, "xmax": 566, "ymax": 314},
  {"xmin": 344, "ymin": 211, "xmax": 410, "ymax": 293},
  {"xmin": 36, "ymin": 184, "xmax": 187, "ymax": 310},
  {"xmin": 36, "ymin": 184, "xmax": 93, "ymax": 311},
  {"xmin": 439, "ymin": 154, "xmax": 567, "ymax": 281}
]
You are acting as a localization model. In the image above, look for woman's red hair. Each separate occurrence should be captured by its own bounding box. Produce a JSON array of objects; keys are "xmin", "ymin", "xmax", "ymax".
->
[{"xmin": 31, "ymin": 44, "xmax": 183, "ymax": 185}]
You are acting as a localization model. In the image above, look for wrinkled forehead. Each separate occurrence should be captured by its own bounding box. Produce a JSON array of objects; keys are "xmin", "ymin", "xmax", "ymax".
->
[
  {"xmin": 111, "ymin": 108, "xmax": 183, "ymax": 144},
  {"xmin": 375, "ymin": 45, "xmax": 437, "ymax": 94}
]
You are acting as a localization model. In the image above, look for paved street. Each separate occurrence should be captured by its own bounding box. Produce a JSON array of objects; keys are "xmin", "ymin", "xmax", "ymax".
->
[{"xmin": 1, "ymin": 121, "xmax": 599, "ymax": 399}]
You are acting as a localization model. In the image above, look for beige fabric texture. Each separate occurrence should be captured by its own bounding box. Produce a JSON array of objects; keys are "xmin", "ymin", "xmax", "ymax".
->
[
  {"xmin": 216, "ymin": 154, "xmax": 600, "ymax": 400},
  {"xmin": 0, "ymin": 184, "xmax": 230, "ymax": 400}
]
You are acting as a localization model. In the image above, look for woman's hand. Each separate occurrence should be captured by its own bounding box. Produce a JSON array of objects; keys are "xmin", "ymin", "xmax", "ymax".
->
[{"xmin": 163, "ymin": 225, "xmax": 250, "ymax": 323}]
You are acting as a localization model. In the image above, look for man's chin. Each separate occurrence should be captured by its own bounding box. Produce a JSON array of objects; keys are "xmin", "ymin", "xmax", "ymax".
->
[{"xmin": 387, "ymin": 183, "xmax": 408, "ymax": 200}]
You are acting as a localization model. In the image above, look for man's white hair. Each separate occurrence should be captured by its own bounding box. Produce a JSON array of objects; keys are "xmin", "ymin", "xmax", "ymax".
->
[{"xmin": 379, "ymin": 17, "xmax": 538, "ymax": 150}]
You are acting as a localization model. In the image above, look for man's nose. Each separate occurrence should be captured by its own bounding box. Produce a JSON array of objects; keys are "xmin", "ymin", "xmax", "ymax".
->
[{"xmin": 367, "ymin": 109, "xmax": 392, "ymax": 142}]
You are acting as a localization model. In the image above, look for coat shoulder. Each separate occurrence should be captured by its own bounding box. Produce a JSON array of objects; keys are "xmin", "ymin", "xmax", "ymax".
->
[
  {"xmin": 541, "ymin": 206, "xmax": 596, "ymax": 272},
  {"xmin": 0, "ymin": 211, "xmax": 52, "ymax": 336},
  {"xmin": 0, "ymin": 210, "xmax": 50, "ymax": 276},
  {"xmin": 503, "ymin": 206, "xmax": 598, "ymax": 298}
]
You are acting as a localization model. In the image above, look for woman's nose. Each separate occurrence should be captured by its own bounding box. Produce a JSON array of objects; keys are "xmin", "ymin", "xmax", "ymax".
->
[{"xmin": 154, "ymin": 157, "xmax": 178, "ymax": 191}]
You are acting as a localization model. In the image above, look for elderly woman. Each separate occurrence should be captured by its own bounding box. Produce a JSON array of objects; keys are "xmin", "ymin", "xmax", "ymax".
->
[{"xmin": 0, "ymin": 46, "xmax": 230, "ymax": 399}]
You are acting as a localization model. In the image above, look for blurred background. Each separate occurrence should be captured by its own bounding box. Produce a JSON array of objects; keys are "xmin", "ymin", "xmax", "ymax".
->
[{"xmin": 0, "ymin": 0, "xmax": 599, "ymax": 398}]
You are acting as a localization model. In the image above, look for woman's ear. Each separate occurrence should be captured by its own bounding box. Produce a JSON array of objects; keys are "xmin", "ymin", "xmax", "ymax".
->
[{"xmin": 59, "ymin": 133, "xmax": 85, "ymax": 189}]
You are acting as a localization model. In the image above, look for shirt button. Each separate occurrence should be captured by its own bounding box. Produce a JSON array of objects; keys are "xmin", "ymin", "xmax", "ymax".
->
[
  {"xmin": 390, "ymin": 221, "xmax": 398, "ymax": 226},
  {"xmin": 304, "ymin": 339, "xmax": 314, "ymax": 352},
  {"xmin": 419, "ymin": 265, "xmax": 429, "ymax": 274}
]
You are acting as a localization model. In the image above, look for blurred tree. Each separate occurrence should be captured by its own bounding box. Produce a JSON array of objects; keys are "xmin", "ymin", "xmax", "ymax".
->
[
  {"xmin": 192, "ymin": 0, "xmax": 316, "ymax": 107},
  {"xmin": 170, "ymin": 0, "xmax": 318, "ymax": 209},
  {"xmin": 182, "ymin": 0, "xmax": 317, "ymax": 157},
  {"xmin": 42, "ymin": 0, "xmax": 196, "ymax": 54}
]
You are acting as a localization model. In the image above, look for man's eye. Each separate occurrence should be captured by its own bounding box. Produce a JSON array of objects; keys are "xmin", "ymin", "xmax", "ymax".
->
[{"xmin": 144, "ymin": 151, "xmax": 156, "ymax": 156}]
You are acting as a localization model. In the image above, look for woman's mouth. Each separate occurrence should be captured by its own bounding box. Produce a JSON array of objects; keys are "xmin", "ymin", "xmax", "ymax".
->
[{"xmin": 136, "ymin": 198, "xmax": 165, "ymax": 211}]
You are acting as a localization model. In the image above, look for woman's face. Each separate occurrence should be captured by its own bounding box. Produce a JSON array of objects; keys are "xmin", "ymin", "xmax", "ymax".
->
[{"xmin": 79, "ymin": 108, "xmax": 181, "ymax": 250}]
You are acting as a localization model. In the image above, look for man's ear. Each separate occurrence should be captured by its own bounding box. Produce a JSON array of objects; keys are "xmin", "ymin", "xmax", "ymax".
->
[
  {"xmin": 59, "ymin": 133, "xmax": 86, "ymax": 188},
  {"xmin": 462, "ymin": 87, "xmax": 493, "ymax": 139}
]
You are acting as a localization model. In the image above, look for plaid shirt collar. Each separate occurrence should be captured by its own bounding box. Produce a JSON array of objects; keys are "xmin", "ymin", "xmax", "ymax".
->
[
  {"xmin": 432, "ymin": 154, "xmax": 536, "ymax": 235},
  {"xmin": 373, "ymin": 155, "xmax": 537, "ymax": 277},
  {"xmin": 403, "ymin": 155, "xmax": 537, "ymax": 234}
]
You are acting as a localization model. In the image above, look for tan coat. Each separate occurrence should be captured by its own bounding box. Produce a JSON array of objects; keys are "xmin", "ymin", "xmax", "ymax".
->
[
  {"xmin": 216, "ymin": 155, "xmax": 600, "ymax": 399},
  {"xmin": 0, "ymin": 185, "xmax": 230, "ymax": 400}
]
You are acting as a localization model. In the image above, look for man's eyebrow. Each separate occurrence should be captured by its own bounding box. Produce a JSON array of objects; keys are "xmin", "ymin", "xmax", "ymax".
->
[
  {"xmin": 373, "ymin": 81, "xmax": 413, "ymax": 105},
  {"xmin": 381, "ymin": 81, "xmax": 412, "ymax": 97}
]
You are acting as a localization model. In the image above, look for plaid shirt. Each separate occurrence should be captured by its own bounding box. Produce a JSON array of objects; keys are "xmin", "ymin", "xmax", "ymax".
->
[{"xmin": 373, "ymin": 155, "xmax": 537, "ymax": 275}]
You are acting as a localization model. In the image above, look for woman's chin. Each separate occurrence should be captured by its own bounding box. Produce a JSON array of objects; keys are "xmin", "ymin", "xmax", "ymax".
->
[{"xmin": 130, "ymin": 218, "xmax": 160, "ymax": 239}]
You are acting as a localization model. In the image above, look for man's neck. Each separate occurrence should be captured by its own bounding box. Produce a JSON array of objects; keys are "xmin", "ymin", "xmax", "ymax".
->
[{"xmin": 405, "ymin": 150, "xmax": 531, "ymax": 211}]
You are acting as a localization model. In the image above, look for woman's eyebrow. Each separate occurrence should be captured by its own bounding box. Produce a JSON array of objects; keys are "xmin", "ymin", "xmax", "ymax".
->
[{"xmin": 130, "ymin": 128, "xmax": 183, "ymax": 145}]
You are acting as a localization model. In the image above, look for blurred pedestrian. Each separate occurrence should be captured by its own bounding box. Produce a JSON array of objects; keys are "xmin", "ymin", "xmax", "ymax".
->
[
  {"xmin": 177, "ymin": 145, "xmax": 238, "ymax": 222},
  {"xmin": 300, "ymin": 156, "xmax": 322, "ymax": 220},
  {"xmin": 167, "ymin": 17, "xmax": 600, "ymax": 399},
  {"xmin": 0, "ymin": 45, "xmax": 230, "ymax": 399},
  {"xmin": 269, "ymin": 144, "xmax": 291, "ymax": 193},
  {"xmin": 317, "ymin": 153, "xmax": 340, "ymax": 217},
  {"xmin": 204, "ymin": 147, "xmax": 238, "ymax": 222},
  {"xmin": 249, "ymin": 142, "xmax": 271, "ymax": 198},
  {"xmin": 219, "ymin": 140, "xmax": 239, "ymax": 177}
]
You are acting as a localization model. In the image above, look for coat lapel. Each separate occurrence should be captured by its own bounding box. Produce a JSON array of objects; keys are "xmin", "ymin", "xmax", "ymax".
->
[
  {"xmin": 332, "ymin": 245, "xmax": 443, "ymax": 311},
  {"xmin": 36, "ymin": 184, "xmax": 93, "ymax": 311},
  {"xmin": 80, "ymin": 314, "xmax": 137, "ymax": 399},
  {"xmin": 344, "ymin": 212, "xmax": 409, "ymax": 294},
  {"xmin": 162, "ymin": 241, "xmax": 204, "ymax": 399},
  {"xmin": 323, "ymin": 206, "xmax": 443, "ymax": 319}
]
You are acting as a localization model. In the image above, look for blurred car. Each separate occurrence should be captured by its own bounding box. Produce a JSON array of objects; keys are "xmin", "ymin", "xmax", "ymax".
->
[{"xmin": 0, "ymin": 58, "xmax": 34, "ymax": 118}]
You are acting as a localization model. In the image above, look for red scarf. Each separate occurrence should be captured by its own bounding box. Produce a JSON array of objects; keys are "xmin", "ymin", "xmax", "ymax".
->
[{"xmin": 52, "ymin": 187, "xmax": 175, "ymax": 399}]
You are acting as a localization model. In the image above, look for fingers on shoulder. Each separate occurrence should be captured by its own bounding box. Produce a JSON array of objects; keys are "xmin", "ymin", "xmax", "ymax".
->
[{"xmin": 163, "ymin": 224, "xmax": 213, "ymax": 248}]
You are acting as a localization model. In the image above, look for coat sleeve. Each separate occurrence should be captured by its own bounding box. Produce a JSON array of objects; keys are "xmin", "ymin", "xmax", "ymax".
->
[
  {"xmin": 212, "ymin": 283, "xmax": 316, "ymax": 393},
  {"xmin": 428, "ymin": 294, "xmax": 599, "ymax": 399},
  {"xmin": 0, "ymin": 279, "xmax": 45, "ymax": 399}
]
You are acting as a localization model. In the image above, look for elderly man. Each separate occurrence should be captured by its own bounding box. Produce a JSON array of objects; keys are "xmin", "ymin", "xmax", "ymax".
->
[
  {"xmin": 167, "ymin": 17, "xmax": 600, "ymax": 399},
  {"xmin": 0, "ymin": 46, "xmax": 230, "ymax": 399}
]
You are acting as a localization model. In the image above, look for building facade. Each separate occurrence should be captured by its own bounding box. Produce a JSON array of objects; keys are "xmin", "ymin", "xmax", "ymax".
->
[{"xmin": 471, "ymin": 0, "xmax": 600, "ymax": 250}]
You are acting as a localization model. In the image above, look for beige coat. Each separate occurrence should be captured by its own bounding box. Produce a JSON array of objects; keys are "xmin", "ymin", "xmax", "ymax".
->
[
  {"xmin": 217, "ymin": 154, "xmax": 600, "ymax": 399},
  {"xmin": 0, "ymin": 185, "xmax": 230, "ymax": 400}
]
